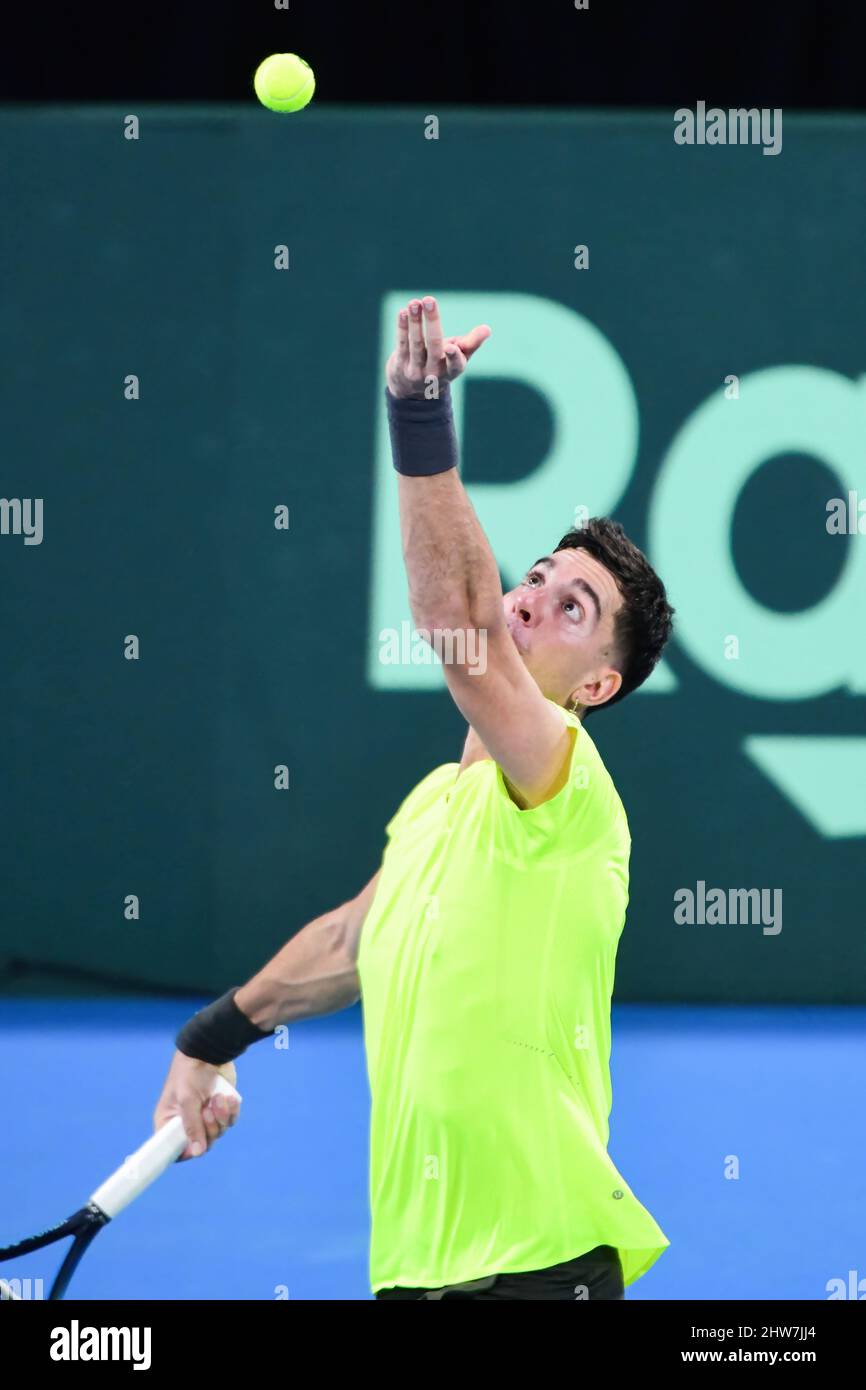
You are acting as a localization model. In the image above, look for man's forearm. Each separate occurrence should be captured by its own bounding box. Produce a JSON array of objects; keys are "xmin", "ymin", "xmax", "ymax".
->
[
  {"xmin": 234, "ymin": 907, "xmax": 361, "ymax": 1032},
  {"xmin": 387, "ymin": 385, "xmax": 503, "ymax": 630}
]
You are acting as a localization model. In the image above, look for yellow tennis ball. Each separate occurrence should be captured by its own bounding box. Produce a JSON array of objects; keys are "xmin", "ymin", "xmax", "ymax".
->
[{"xmin": 253, "ymin": 53, "xmax": 315, "ymax": 113}]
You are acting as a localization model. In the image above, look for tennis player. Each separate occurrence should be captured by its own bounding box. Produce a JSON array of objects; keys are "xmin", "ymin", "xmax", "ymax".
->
[{"xmin": 155, "ymin": 295, "xmax": 675, "ymax": 1301}]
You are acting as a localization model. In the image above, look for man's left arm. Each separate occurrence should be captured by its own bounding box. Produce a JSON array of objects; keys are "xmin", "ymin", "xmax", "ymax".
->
[{"xmin": 385, "ymin": 295, "xmax": 573, "ymax": 809}]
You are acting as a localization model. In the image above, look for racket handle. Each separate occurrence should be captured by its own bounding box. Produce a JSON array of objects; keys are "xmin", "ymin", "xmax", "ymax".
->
[{"xmin": 89, "ymin": 1075, "xmax": 242, "ymax": 1220}]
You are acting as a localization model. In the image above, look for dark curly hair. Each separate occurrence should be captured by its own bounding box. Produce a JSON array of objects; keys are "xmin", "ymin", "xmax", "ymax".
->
[{"xmin": 554, "ymin": 517, "xmax": 674, "ymax": 715}]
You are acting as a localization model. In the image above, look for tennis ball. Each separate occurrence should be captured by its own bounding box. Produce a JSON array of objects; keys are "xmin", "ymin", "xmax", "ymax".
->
[{"xmin": 254, "ymin": 53, "xmax": 315, "ymax": 113}]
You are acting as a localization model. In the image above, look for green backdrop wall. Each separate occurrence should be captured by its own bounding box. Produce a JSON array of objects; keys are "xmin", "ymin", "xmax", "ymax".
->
[{"xmin": 1, "ymin": 107, "xmax": 863, "ymax": 1001}]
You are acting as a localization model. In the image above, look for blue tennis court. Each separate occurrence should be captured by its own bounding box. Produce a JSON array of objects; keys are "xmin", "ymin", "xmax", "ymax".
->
[{"xmin": 2, "ymin": 999, "xmax": 862, "ymax": 1300}]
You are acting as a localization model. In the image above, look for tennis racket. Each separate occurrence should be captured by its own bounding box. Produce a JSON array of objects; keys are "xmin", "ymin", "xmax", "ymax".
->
[{"xmin": 0, "ymin": 1073, "xmax": 241, "ymax": 1300}]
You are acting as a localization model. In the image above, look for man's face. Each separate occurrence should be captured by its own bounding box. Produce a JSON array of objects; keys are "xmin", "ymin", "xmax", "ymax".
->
[{"xmin": 502, "ymin": 547, "xmax": 625, "ymax": 710}]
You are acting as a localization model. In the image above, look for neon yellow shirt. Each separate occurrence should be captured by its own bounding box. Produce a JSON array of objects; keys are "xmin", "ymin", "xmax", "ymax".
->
[{"xmin": 357, "ymin": 699, "xmax": 670, "ymax": 1292}]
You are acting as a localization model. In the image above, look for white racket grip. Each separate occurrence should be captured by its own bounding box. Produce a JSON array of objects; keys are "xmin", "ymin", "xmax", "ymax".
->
[{"xmin": 89, "ymin": 1075, "xmax": 242, "ymax": 1220}]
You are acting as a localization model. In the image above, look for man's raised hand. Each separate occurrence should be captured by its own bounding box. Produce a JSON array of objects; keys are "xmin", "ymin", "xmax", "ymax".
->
[{"xmin": 385, "ymin": 296, "xmax": 491, "ymax": 400}]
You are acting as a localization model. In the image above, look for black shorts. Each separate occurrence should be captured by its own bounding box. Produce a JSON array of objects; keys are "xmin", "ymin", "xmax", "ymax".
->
[{"xmin": 374, "ymin": 1244, "xmax": 625, "ymax": 1300}]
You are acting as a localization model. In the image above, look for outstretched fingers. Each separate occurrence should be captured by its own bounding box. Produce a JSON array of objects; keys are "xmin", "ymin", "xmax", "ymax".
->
[{"xmin": 388, "ymin": 297, "xmax": 491, "ymax": 394}]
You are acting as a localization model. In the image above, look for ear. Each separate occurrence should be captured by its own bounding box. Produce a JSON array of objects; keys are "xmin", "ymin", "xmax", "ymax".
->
[{"xmin": 570, "ymin": 667, "xmax": 622, "ymax": 711}]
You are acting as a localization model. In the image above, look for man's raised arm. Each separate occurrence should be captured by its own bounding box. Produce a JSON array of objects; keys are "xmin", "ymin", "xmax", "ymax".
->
[{"xmin": 384, "ymin": 295, "xmax": 573, "ymax": 808}]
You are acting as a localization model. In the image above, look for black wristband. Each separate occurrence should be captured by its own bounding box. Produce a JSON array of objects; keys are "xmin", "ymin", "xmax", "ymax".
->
[
  {"xmin": 385, "ymin": 383, "xmax": 458, "ymax": 476},
  {"xmin": 175, "ymin": 988, "xmax": 272, "ymax": 1065}
]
